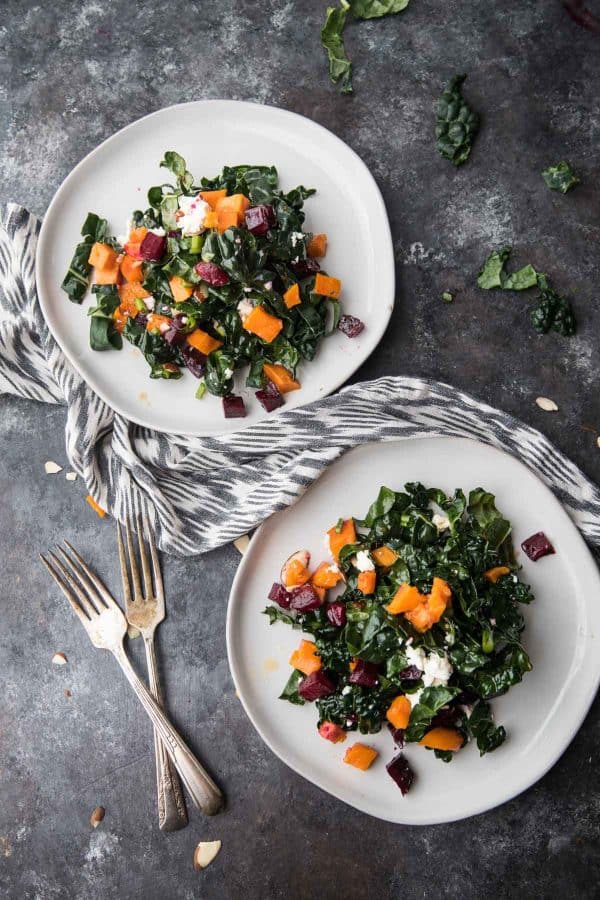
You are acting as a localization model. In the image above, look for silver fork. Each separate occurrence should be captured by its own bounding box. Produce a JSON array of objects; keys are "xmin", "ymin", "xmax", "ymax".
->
[
  {"xmin": 41, "ymin": 541, "xmax": 223, "ymax": 817},
  {"xmin": 117, "ymin": 516, "xmax": 187, "ymax": 832}
]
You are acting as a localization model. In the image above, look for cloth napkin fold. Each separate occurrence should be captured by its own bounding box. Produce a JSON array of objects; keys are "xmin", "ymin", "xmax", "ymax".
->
[{"xmin": 2, "ymin": 202, "xmax": 600, "ymax": 556}]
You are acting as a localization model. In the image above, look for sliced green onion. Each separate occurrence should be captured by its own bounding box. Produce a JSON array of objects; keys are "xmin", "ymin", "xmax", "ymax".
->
[
  {"xmin": 189, "ymin": 234, "xmax": 203, "ymax": 254},
  {"xmin": 134, "ymin": 297, "xmax": 146, "ymax": 312},
  {"xmin": 195, "ymin": 381, "xmax": 207, "ymax": 400},
  {"xmin": 482, "ymin": 628, "xmax": 494, "ymax": 654}
]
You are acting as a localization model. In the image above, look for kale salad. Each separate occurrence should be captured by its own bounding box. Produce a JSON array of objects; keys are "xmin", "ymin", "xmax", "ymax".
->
[
  {"xmin": 61, "ymin": 152, "xmax": 363, "ymax": 419},
  {"xmin": 263, "ymin": 482, "xmax": 549, "ymax": 795}
]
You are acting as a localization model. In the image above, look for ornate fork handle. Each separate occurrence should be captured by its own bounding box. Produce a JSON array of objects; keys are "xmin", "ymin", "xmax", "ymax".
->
[
  {"xmin": 144, "ymin": 637, "xmax": 188, "ymax": 831},
  {"xmin": 114, "ymin": 644, "xmax": 223, "ymax": 816}
]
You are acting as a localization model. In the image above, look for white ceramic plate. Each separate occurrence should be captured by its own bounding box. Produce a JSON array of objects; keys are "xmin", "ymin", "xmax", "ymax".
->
[
  {"xmin": 36, "ymin": 100, "xmax": 394, "ymax": 436},
  {"xmin": 227, "ymin": 437, "xmax": 600, "ymax": 824}
]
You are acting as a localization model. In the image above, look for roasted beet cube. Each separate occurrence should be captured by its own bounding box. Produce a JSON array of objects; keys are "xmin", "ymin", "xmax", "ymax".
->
[
  {"xmin": 255, "ymin": 381, "xmax": 284, "ymax": 413},
  {"xmin": 180, "ymin": 344, "xmax": 207, "ymax": 378},
  {"xmin": 195, "ymin": 261, "xmax": 229, "ymax": 286},
  {"xmin": 387, "ymin": 722, "xmax": 405, "ymax": 748},
  {"xmin": 398, "ymin": 665, "xmax": 423, "ymax": 683},
  {"xmin": 133, "ymin": 312, "xmax": 148, "ymax": 328},
  {"xmin": 223, "ymin": 395, "xmax": 246, "ymax": 418},
  {"xmin": 172, "ymin": 313, "xmax": 191, "ymax": 332},
  {"xmin": 338, "ymin": 315, "xmax": 365, "ymax": 338},
  {"xmin": 298, "ymin": 671, "xmax": 336, "ymax": 701},
  {"xmin": 162, "ymin": 326, "xmax": 187, "ymax": 348},
  {"xmin": 521, "ymin": 531, "xmax": 555, "ymax": 561},
  {"xmin": 268, "ymin": 582, "xmax": 291, "ymax": 609},
  {"xmin": 139, "ymin": 231, "xmax": 166, "ymax": 261},
  {"xmin": 319, "ymin": 721, "xmax": 347, "ymax": 743},
  {"xmin": 290, "ymin": 257, "xmax": 320, "ymax": 278},
  {"xmin": 289, "ymin": 583, "xmax": 323, "ymax": 612},
  {"xmin": 245, "ymin": 204, "xmax": 276, "ymax": 235},
  {"xmin": 348, "ymin": 659, "xmax": 379, "ymax": 687},
  {"xmin": 326, "ymin": 601, "xmax": 346, "ymax": 628},
  {"xmin": 431, "ymin": 706, "xmax": 461, "ymax": 729},
  {"xmin": 386, "ymin": 752, "xmax": 414, "ymax": 795}
]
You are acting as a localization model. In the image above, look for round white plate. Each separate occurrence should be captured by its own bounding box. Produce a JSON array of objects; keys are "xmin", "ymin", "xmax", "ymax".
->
[
  {"xmin": 227, "ymin": 437, "xmax": 600, "ymax": 825},
  {"xmin": 36, "ymin": 100, "xmax": 394, "ymax": 436}
]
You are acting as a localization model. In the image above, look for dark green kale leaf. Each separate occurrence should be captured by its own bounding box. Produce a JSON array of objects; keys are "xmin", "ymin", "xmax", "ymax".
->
[
  {"xmin": 263, "ymin": 605, "xmax": 297, "ymax": 627},
  {"xmin": 461, "ymin": 646, "xmax": 532, "ymax": 699},
  {"xmin": 466, "ymin": 701, "xmax": 507, "ymax": 754},
  {"xmin": 122, "ymin": 316, "xmax": 181, "ymax": 379},
  {"xmin": 87, "ymin": 285, "xmax": 122, "ymax": 351},
  {"xmin": 435, "ymin": 74, "xmax": 480, "ymax": 166},
  {"xmin": 404, "ymin": 686, "xmax": 461, "ymax": 742},
  {"xmin": 467, "ymin": 488, "xmax": 512, "ymax": 552},
  {"xmin": 279, "ymin": 669, "xmax": 305, "ymax": 705},
  {"xmin": 159, "ymin": 151, "xmax": 194, "ymax": 193},
  {"xmin": 530, "ymin": 285, "xmax": 576, "ymax": 336},
  {"xmin": 61, "ymin": 213, "xmax": 108, "ymax": 303},
  {"xmin": 321, "ymin": 1, "xmax": 354, "ymax": 94},
  {"xmin": 344, "ymin": 603, "xmax": 401, "ymax": 663},
  {"xmin": 542, "ymin": 161, "xmax": 580, "ymax": 194},
  {"xmin": 204, "ymin": 350, "xmax": 235, "ymax": 397}
]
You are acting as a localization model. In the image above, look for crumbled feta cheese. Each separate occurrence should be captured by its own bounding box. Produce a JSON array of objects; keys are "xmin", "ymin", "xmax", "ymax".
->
[
  {"xmin": 243, "ymin": 286, "xmax": 252, "ymax": 293},
  {"xmin": 421, "ymin": 651, "xmax": 453, "ymax": 688},
  {"xmin": 408, "ymin": 689, "xmax": 423, "ymax": 708},
  {"xmin": 432, "ymin": 513, "xmax": 451, "ymax": 532},
  {"xmin": 290, "ymin": 232, "xmax": 304, "ymax": 247},
  {"xmin": 223, "ymin": 368, "xmax": 234, "ymax": 379},
  {"xmin": 179, "ymin": 316, "xmax": 188, "ymax": 325},
  {"xmin": 116, "ymin": 219, "xmax": 132, "ymax": 246},
  {"xmin": 353, "ymin": 550, "xmax": 375, "ymax": 572},
  {"xmin": 345, "ymin": 718, "xmax": 354, "ymax": 727},
  {"xmin": 490, "ymin": 617, "xmax": 496, "ymax": 626},
  {"xmin": 264, "ymin": 281, "xmax": 273, "ymax": 291},
  {"xmin": 405, "ymin": 644, "xmax": 426, "ymax": 672},
  {"xmin": 148, "ymin": 227, "xmax": 166, "ymax": 236},
  {"xmin": 177, "ymin": 194, "xmax": 209, "ymax": 236},
  {"xmin": 158, "ymin": 321, "xmax": 170, "ymax": 334},
  {"xmin": 237, "ymin": 299, "xmax": 254, "ymax": 321},
  {"xmin": 341, "ymin": 685, "xmax": 352, "ymax": 696},
  {"xmin": 234, "ymin": 237, "xmax": 242, "ymax": 245},
  {"xmin": 143, "ymin": 296, "xmax": 155, "ymax": 311}
]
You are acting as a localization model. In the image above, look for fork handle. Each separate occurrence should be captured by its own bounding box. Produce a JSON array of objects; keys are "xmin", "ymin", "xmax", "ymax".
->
[
  {"xmin": 113, "ymin": 644, "xmax": 223, "ymax": 816},
  {"xmin": 143, "ymin": 636, "xmax": 189, "ymax": 832}
]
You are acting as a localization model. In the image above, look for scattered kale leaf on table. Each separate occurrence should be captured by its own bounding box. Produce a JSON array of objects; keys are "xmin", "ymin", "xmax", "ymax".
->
[
  {"xmin": 61, "ymin": 213, "xmax": 109, "ymax": 303},
  {"xmin": 321, "ymin": 0, "xmax": 411, "ymax": 94},
  {"xmin": 530, "ymin": 284, "xmax": 576, "ymax": 336},
  {"xmin": 542, "ymin": 160, "xmax": 580, "ymax": 194},
  {"xmin": 435, "ymin": 74, "xmax": 480, "ymax": 166}
]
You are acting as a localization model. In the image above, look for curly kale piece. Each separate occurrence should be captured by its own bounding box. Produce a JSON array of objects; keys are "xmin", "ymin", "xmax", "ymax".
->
[
  {"xmin": 435, "ymin": 74, "xmax": 480, "ymax": 166},
  {"xmin": 542, "ymin": 161, "xmax": 580, "ymax": 194},
  {"xmin": 530, "ymin": 286, "xmax": 576, "ymax": 336}
]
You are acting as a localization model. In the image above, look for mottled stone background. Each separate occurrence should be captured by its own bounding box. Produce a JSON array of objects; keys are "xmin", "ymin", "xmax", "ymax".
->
[{"xmin": 1, "ymin": 1, "xmax": 599, "ymax": 898}]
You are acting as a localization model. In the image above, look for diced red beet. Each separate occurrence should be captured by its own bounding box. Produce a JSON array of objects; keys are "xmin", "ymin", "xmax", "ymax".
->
[
  {"xmin": 268, "ymin": 582, "xmax": 291, "ymax": 609},
  {"xmin": 245, "ymin": 204, "xmax": 276, "ymax": 235},
  {"xmin": 399, "ymin": 665, "xmax": 423, "ymax": 683},
  {"xmin": 223, "ymin": 395, "xmax": 246, "ymax": 418},
  {"xmin": 195, "ymin": 261, "xmax": 229, "ymax": 286},
  {"xmin": 289, "ymin": 583, "xmax": 323, "ymax": 612},
  {"xmin": 139, "ymin": 231, "xmax": 166, "ymax": 261},
  {"xmin": 521, "ymin": 531, "xmax": 555, "ymax": 561},
  {"xmin": 326, "ymin": 601, "xmax": 346, "ymax": 628},
  {"xmin": 180, "ymin": 344, "xmax": 207, "ymax": 378},
  {"xmin": 348, "ymin": 659, "xmax": 379, "ymax": 687},
  {"xmin": 386, "ymin": 752, "xmax": 414, "ymax": 795},
  {"xmin": 387, "ymin": 722, "xmax": 405, "ymax": 748},
  {"xmin": 133, "ymin": 312, "xmax": 148, "ymax": 328},
  {"xmin": 338, "ymin": 315, "xmax": 365, "ymax": 338},
  {"xmin": 163, "ymin": 326, "xmax": 187, "ymax": 348},
  {"xmin": 172, "ymin": 313, "xmax": 191, "ymax": 331},
  {"xmin": 255, "ymin": 381, "xmax": 284, "ymax": 412},
  {"xmin": 290, "ymin": 257, "xmax": 320, "ymax": 278},
  {"xmin": 319, "ymin": 722, "xmax": 347, "ymax": 743},
  {"xmin": 298, "ymin": 671, "xmax": 336, "ymax": 701}
]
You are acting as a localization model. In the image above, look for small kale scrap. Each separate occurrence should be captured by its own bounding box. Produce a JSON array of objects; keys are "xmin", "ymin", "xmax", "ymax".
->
[
  {"xmin": 321, "ymin": 0, "xmax": 410, "ymax": 94},
  {"xmin": 530, "ymin": 283, "xmax": 576, "ymax": 336},
  {"xmin": 61, "ymin": 213, "xmax": 108, "ymax": 303},
  {"xmin": 435, "ymin": 74, "xmax": 480, "ymax": 166},
  {"xmin": 542, "ymin": 160, "xmax": 580, "ymax": 194},
  {"xmin": 477, "ymin": 247, "xmax": 576, "ymax": 337}
]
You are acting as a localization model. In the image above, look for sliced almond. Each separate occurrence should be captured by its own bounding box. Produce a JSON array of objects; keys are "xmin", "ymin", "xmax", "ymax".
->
[
  {"xmin": 90, "ymin": 806, "xmax": 105, "ymax": 828},
  {"xmin": 535, "ymin": 397, "xmax": 558, "ymax": 412},
  {"xmin": 65, "ymin": 472, "xmax": 77, "ymax": 482},
  {"xmin": 44, "ymin": 460, "xmax": 63, "ymax": 474},
  {"xmin": 64, "ymin": 689, "xmax": 72, "ymax": 698},
  {"xmin": 233, "ymin": 534, "xmax": 250, "ymax": 555},
  {"xmin": 193, "ymin": 840, "xmax": 221, "ymax": 871},
  {"xmin": 596, "ymin": 437, "xmax": 600, "ymax": 450},
  {"xmin": 52, "ymin": 652, "xmax": 68, "ymax": 666}
]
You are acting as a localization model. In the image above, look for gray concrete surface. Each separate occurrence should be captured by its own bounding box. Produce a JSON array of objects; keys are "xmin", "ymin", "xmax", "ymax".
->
[{"xmin": 1, "ymin": 1, "xmax": 599, "ymax": 897}]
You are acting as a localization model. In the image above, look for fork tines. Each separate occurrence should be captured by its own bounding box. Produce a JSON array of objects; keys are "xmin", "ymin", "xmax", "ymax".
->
[
  {"xmin": 117, "ymin": 514, "xmax": 164, "ymax": 607},
  {"xmin": 40, "ymin": 541, "xmax": 117, "ymax": 624}
]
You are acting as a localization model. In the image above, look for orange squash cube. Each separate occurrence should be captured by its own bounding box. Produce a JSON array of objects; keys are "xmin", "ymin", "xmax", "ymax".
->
[
  {"xmin": 344, "ymin": 743, "xmax": 378, "ymax": 771},
  {"xmin": 263, "ymin": 363, "xmax": 301, "ymax": 394},
  {"xmin": 186, "ymin": 329, "xmax": 223, "ymax": 355},
  {"xmin": 215, "ymin": 193, "xmax": 250, "ymax": 215},
  {"xmin": 243, "ymin": 306, "xmax": 283, "ymax": 343},
  {"xmin": 484, "ymin": 566, "xmax": 511, "ymax": 583},
  {"xmin": 372, "ymin": 546, "xmax": 399, "ymax": 567},
  {"xmin": 169, "ymin": 275, "xmax": 193, "ymax": 303},
  {"xmin": 307, "ymin": 233, "xmax": 328, "ymax": 258},
  {"xmin": 314, "ymin": 272, "xmax": 341, "ymax": 299},
  {"xmin": 386, "ymin": 584, "xmax": 423, "ymax": 615},
  {"xmin": 120, "ymin": 254, "xmax": 143, "ymax": 283},
  {"xmin": 204, "ymin": 210, "xmax": 219, "ymax": 229},
  {"xmin": 200, "ymin": 189, "xmax": 227, "ymax": 209},
  {"xmin": 88, "ymin": 242, "xmax": 118, "ymax": 270},
  {"xmin": 386, "ymin": 695, "xmax": 412, "ymax": 730},
  {"xmin": 310, "ymin": 562, "xmax": 343, "ymax": 589},
  {"xmin": 357, "ymin": 570, "xmax": 376, "ymax": 595},
  {"xmin": 283, "ymin": 283, "xmax": 301, "ymax": 309},
  {"xmin": 419, "ymin": 727, "xmax": 464, "ymax": 752},
  {"xmin": 327, "ymin": 519, "xmax": 356, "ymax": 563},
  {"xmin": 289, "ymin": 640, "xmax": 322, "ymax": 676},
  {"xmin": 118, "ymin": 282, "xmax": 150, "ymax": 317}
]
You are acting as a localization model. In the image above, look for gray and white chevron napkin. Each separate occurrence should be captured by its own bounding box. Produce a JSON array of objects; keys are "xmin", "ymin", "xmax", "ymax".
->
[{"xmin": 2, "ymin": 202, "xmax": 600, "ymax": 556}]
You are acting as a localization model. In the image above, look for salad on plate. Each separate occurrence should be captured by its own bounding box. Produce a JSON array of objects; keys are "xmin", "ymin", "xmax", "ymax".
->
[
  {"xmin": 61, "ymin": 152, "xmax": 363, "ymax": 418},
  {"xmin": 264, "ymin": 482, "xmax": 553, "ymax": 794}
]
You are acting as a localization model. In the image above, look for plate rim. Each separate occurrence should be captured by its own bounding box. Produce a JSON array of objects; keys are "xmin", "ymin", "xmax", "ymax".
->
[
  {"xmin": 226, "ymin": 435, "xmax": 600, "ymax": 825},
  {"xmin": 35, "ymin": 99, "xmax": 395, "ymax": 437}
]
